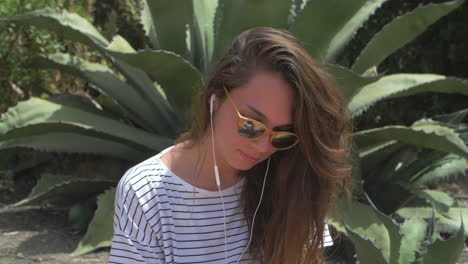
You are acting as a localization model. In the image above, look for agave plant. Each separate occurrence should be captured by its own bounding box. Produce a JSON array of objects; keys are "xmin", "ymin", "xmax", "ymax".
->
[{"xmin": 1, "ymin": 0, "xmax": 467, "ymax": 261}]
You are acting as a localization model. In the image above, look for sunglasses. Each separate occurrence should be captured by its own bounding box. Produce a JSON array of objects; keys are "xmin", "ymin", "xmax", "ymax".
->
[{"xmin": 223, "ymin": 87, "xmax": 299, "ymax": 150}]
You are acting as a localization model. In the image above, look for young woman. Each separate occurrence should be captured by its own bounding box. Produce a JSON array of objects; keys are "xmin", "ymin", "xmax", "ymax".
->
[{"xmin": 109, "ymin": 27, "xmax": 352, "ymax": 264}]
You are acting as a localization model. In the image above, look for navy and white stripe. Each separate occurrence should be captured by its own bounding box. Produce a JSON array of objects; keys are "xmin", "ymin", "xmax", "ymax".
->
[{"xmin": 109, "ymin": 146, "xmax": 333, "ymax": 264}]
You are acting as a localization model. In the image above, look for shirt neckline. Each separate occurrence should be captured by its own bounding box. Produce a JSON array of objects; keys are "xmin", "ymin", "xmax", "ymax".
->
[{"xmin": 155, "ymin": 145, "xmax": 246, "ymax": 197}]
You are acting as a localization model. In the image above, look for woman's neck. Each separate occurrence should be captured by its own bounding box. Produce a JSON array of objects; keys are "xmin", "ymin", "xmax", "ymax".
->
[{"xmin": 164, "ymin": 135, "xmax": 242, "ymax": 191}]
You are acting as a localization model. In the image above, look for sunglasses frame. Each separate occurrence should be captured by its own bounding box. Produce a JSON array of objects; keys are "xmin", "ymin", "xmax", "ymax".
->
[{"xmin": 223, "ymin": 86, "xmax": 299, "ymax": 150}]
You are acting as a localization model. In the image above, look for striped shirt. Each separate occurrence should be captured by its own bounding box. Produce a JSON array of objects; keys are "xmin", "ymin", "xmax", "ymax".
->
[{"xmin": 109, "ymin": 146, "xmax": 333, "ymax": 264}]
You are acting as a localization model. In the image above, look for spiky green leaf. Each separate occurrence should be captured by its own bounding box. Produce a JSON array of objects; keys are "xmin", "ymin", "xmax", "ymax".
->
[
  {"xmin": 0, "ymin": 8, "xmax": 186, "ymax": 130},
  {"xmin": 213, "ymin": 0, "xmax": 291, "ymax": 63},
  {"xmin": 354, "ymin": 120, "xmax": 468, "ymax": 159},
  {"xmin": 364, "ymin": 145, "xmax": 415, "ymax": 187},
  {"xmin": 0, "ymin": 132, "xmax": 148, "ymax": 161},
  {"xmin": 0, "ymin": 118, "xmax": 156, "ymax": 162},
  {"xmin": 399, "ymin": 217, "xmax": 428, "ymax": 264},
  {"xmin": 352, "ymin": 0, "xmax": 465, "ymax": 73},
  {"xmin": 390, "ymin": 145, "xmax": 467, "ymax": 187},
  {"xmin": 13, "ymin": 173, "xmax": 114, "ymax": 207},
  {"xmin": 433, "ymin": 108, "xmax": 468, "ymax": 125},
  {"xmin": 411, "ymin": 153, "xmax": 468, "ymax": 185},
  {"xmin": 345, "ymin": 226, "xmax": 388, "ymax": 264},
  {"xmin": 0, "ymin": 98, "xmax": 172, "ymax": 159},
  {"xmin": 140, "ymin": 0, "xmax": 159, "ymax": 49},
  {"xmin": 402, "ymin": 186, "xmax": 454, "ymax": 215},
  {"xmin": 28, "ymin": 173, "xmax": 73, "ymax": 196},
  {"xmin": 142, "ymin": 0, "xmax": 193, "ymax": 58},
  {"xmin": 349, "ymin": 74, "xmax": 468, "ymax": 117},
  {"xmin": 291, "ymin": 0, "xmax": 388, "ymax": 62},
  {"xmin": 397, "ymin": 207, "xmax": 468, "ymax": 237},
  {"xmin": 0, "ymin": 98, "xmax": 172, "ymax": 148},
  {"xmin": 107, "ymin": 49, "xmax": 203, "ymax": 121},
  {"xmin": 330, "ymin": 200, "xmax": 401, "ymax": 263},
  {"xmin": 47, "ymin": 94, "xmax": 117, "ymax": 119},
  {"xmin": 28, "ymin": 53, "xmax": 175, "ymax": 135},
  {"xmin": 358, "ymin": 141, "xmax": 405, "ymax": 177},
  {"xmin": 106, "ymin": 35, "xmax": 135, "ymax": 53},
  {"xmin": 422, "ymin": 221, "xmax": 465, "ymax": 264},
  {"xmin": 192, "ymin": 0, "xmax": 218, "ymax": 73},
  {"xmin": 105, "ymin": 36, "xmax": 182, "ymax": 134},
  {"xmin": 326, "ymin": 64, "xmax": 382, "ymax": 100},
  {"xmin": 375, "ymin": 208, "xmax": 402, "ymax": 263}
]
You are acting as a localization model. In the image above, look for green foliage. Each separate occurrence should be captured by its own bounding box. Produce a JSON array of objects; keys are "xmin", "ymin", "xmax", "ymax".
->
[
  {"xmin": 397, "ymin": 207, "xmax": 468, "ymax": 236},
  {"xmin": 348, "ymin": 74, "xmax": 468, "ymax": 117},
  {"xmin": 72, "ymin": 187, "xmax": 115, "ymax": 256},
  {"xmin": 212, "ymin": 0, "xmax": 291, "ymax": 65},
  {"xmin": 354, "ymin": 119, "xmax": 468, "ymax": 159},
  {"xmin": 0, "ymin": 0, "xmax": 467, "ymax": 261},
  {"xmin": 398, "ymin": 217, "xmax": 428, "ymax": 263},
  {"xmin": 351, "ymin": 0, "xmax": 465, "ymax": 74},
  {"xmin": 330, "ymin": 201, "xmax": 402, "ymax": 263},
  {"xmin": 358, "ymin": 116, "xmax": 468, "ymax": 215},
  {"xmin": 0, "ymin": 97, "xmax": 173, "ymax": 159},
  {"xmin": 422, "ymin": 220, "xmax": 465, "ymax": 264},
  {"xmin": 12, "ymin": 173, "xmax": 114, "ymax": 207},
  {"xmin": 291, "ymin": 0, "xmax": 388, "ymax": 62},
  {"xmin": 68, "ymin": 196, "xmax": 97, "ymax": 233},
  {"xmin": 0, "ymin": 0, "xmax": 59, "ymax": 112},
  {"xmin": 0, "ymin": 0, "xmax": 99, "ymax": 114},
  {"xmin": 330, "ymin": 201, "xmax": 466, "ymax": 264},
  {"xmin": 349, "ymin": 1, "xmax": 468, "ymax": 131}
]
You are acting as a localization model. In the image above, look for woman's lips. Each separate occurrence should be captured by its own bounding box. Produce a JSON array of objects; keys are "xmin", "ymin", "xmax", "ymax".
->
[{"xmin": 240, "ymin": 150, "xmax": 259, "ymax": 164}]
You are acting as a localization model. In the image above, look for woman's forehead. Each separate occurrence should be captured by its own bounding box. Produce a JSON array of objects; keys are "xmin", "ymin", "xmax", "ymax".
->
[{"xmin": 230, "ymin": 71, "xmax": 294, "ymax": 127}]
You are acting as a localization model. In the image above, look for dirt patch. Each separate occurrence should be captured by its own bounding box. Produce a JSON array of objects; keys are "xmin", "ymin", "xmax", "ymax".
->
[
  {"xmin": 0, "ymin": 153, "xmax": 133, "ymax": 264},
  {"xmin": 0, "ymin": 204, "xmax": 109, "ymax": 264}
]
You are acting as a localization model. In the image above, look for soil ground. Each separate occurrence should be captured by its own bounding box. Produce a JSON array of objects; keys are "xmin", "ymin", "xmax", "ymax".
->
[
  {"xmin": 0, "ymin": 161, "xmax": 467, "ymax": 264},
  {"xmin": 0, "ymin": 205, "xmax": 110, "ymax": 264},
  {"xmin": 0, "ymin": 153, "xmax": 130, "ymax": 264}
]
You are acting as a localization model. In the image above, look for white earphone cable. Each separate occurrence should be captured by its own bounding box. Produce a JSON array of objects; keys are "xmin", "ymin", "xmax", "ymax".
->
[
  {"xmin": 210, "ymin": 93, "xmax": 270, "ymax": 264},
  {"xmin": 210, "ymin": 95, "xmax": 229, "ymax": 262},
  {"xmin": 235, "ymin": 156, "xmax": 270, "ymax": 264}
]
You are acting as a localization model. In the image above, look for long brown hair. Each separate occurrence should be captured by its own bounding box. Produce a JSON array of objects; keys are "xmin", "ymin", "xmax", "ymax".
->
[{"xmin": 178, "ymin": 27, "xmax": 352, "ymax": 264}]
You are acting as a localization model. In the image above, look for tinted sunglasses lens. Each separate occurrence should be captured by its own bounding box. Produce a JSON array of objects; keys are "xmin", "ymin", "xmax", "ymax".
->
[
  {"xmin": 272, "ymin": 134, "xmax": 298, "ymax": 149},
  {"xmin": 238, "ymin": 120, "xmax": 265, "ymax": 139}
]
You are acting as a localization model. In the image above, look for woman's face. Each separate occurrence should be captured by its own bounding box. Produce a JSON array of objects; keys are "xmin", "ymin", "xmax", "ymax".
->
[{"xmin": 212, "ymin": 71, "xmax": 295, "ymax": 171}]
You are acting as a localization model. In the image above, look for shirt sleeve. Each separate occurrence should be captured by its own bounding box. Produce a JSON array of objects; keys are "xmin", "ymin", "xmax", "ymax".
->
[{"xmin": 109, "ymin": 169, "xmax": 165, "ymax": 264}]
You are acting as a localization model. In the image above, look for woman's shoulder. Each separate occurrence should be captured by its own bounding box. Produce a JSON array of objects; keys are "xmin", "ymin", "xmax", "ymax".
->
[{"xmin": 116, "ymin": 146, "xmax": 179, "ymax": 202}]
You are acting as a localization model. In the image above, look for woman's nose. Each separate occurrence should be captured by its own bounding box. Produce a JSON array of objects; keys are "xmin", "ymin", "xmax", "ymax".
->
[{"xmin": 254, "ymin": 134, "xmax": 272, "ymax": 153}]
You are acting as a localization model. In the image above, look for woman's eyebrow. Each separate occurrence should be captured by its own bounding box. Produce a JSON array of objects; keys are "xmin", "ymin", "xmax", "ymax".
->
[
  {"xmin": 246, "ymin": 104, "xmax": 268, "ymax": 122},
  {"xmin": 246, "ymin": 104, "xmax": 293, "ymax": 130}
]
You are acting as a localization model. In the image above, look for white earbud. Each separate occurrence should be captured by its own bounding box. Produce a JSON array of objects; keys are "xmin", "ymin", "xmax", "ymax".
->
[
  {"xmin": 210, "ymin": 94, "xmax": 216, "ymax": 114},
  {"xmin": 209, "ymin": 93, "xmax": 220, "ymax": 186}
]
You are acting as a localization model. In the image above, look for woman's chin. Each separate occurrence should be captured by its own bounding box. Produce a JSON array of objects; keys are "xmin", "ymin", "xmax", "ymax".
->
[
  {"xmin": 231, "ymin": 151, "xmax": 260, "ymax": 171},
  {"xmin": 230, "ymin": 160, "xmax": 254, "ymax": 171}
]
